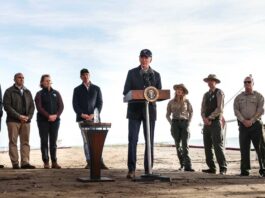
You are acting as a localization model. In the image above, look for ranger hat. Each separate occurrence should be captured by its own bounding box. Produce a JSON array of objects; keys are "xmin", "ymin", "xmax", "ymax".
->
[
  {"xmin": 173, "ymin": 83, "xmax": 189, "ymax": 95},
  {"xmin": 203, "ymin": 74, "xmax": 220, "ymax": 84}
]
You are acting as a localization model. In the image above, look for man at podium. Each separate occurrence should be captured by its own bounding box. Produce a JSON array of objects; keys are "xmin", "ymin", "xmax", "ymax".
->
[{"xmin": 123, "ymin": 49, "xmax": 162, "ymax": 179}]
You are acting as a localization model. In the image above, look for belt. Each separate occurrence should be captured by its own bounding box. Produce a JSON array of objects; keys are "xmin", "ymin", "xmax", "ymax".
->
[{"xmin": 172, "ymin": 119, "xmax": 188, "ymax": 122}]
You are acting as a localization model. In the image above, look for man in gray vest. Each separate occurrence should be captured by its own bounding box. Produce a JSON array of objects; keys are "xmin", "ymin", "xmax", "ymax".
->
[
  {"xmin": 201, "ymin": 74, "xmax": 227, "ymax": 175},
  {"xmin": 234, "ymin": 76, "xmax": 265, "ymax": 176}
]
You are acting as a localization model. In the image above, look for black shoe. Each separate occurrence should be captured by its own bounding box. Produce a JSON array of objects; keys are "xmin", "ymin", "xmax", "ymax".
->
[
  {"xmin": 13, "ymin": 164, "xmax": 20, "ymax": 169},
  {"xmin": 85, "ymin": 160, "xmax": 90, "ymax": 169},
  {"xmin": 220, "ymin": 169, "xmax": 227, "ymax": 175},
  {"xmin": 101, "ymin": 162, "xmax": 109, "ymax": 170},
  {"xmin": 178, "ymin": 165, "xmax": 184, "ymax": 171},
  {"xmin": 21, "ymin": 164, "xmax": 35, "ymax": 169},
  {"xmin": 184, "ymin": 168, "xmax": 195, "ymax": 172},
  {"xmin": 202, "ymin": 169, "xmax": 216, "ymax": 174},
  {"xmin": 259, "ymin": 169, "xmax": 265, "ymax": 177},
  {"xmin": 126, "ymin": 171, "xmax": 135, "ymax": 179},
  {"xmin": 0, "ymin": 165, "xmax": 4, "ymax": 169},
  {"xmin": 240, "ymin": 171, "xmax": 249, "ymax": 176}
]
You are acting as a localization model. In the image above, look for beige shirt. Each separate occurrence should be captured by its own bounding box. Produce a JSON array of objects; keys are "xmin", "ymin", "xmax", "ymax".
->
[
  {"xmin": 201, "ymin": 88, "xmax": 224, "ymax": 120},
  {"xmin": 166, "ymin": 98, "xmax": 193, "ymax": 124},
  {"xmin": 234, "ymin": 91, "xmax": 264, "ymax": 123}
]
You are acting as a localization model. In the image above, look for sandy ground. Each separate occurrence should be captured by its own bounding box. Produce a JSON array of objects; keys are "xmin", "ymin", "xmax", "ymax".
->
[{"xmin": 0, "ymin": 144, "xmax": 265, "ymax": 198}]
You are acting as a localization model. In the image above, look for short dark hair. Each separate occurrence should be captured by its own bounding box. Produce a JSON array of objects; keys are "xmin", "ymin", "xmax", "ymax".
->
[
  {"xmin": 40, "ymin": 74, "xmax": 50, "ymax": 88},
  {"xmin": 140, "ymin": 49, "xmax": 152, "ymax": 58},
  {"xmin": 14, "ymin": 73, "xmax": 23, "ymax": 79}
]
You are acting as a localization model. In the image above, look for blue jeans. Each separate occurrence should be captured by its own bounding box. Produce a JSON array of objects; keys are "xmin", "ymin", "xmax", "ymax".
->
[{"xmin": 127, "ymin": 119, "xmax": 155, "ymax": 172}]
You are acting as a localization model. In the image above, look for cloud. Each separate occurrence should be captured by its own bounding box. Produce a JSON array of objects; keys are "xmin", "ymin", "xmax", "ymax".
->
[{"xmin": 1, "ymin": 0, "xmax": 265, "ymax": 148}]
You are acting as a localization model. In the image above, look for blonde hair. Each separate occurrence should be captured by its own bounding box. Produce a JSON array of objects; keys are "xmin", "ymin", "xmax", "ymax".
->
[{"xmin": 174, "ymin": 89, "xmax": 187, "ymax": 111}]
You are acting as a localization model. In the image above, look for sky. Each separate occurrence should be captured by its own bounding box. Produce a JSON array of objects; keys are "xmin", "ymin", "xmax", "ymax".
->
[{"xmin": 1, "ymin": 0, "xmax": 265, "ymax": 149}]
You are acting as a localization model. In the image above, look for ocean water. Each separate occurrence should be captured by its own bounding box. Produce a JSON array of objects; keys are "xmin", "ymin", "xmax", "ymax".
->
[
  {"xmin": 189, "ymin": 137, "xmax": 240, "ymax": 148},
  {"xmin": 0, "ymin": 137, "xmax": 241, "ymax": 152}
]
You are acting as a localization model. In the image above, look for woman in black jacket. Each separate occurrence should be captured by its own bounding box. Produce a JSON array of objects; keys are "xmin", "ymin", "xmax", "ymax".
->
[{"xmin": 35, "ymin": 74, "xmax": 64, "ymax": 169}]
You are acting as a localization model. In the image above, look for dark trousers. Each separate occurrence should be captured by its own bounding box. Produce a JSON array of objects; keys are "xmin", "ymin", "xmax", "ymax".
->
[
  {"xmin": 37, "ymin": 120, "xmax": 60, "ymax": 163},
  {"xmin": 203, "ymin": 120, "xmax": 227, "ymax": 171},
  {"xmin": 127, "ymin": 119, "xmax": 155, "ymax": 172},
  {"xmin": 260, "ymin": 126, "xmax": 265, "ymax": 167},
  {"xmin": 239, "ymin": 121, "xmax": 265, "ymax": 173},
  {"xmin": 171, "ymin": 119, "xmax": 192, "ymax": 169}
]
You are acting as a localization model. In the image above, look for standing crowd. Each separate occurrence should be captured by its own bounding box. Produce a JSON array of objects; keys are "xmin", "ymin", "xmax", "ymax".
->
[{"xmin": 0, "ymin": 49, "xmax": 265, "ymax": 179}]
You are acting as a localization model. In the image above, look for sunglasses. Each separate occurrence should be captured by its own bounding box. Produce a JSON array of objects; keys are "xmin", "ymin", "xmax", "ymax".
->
[{"xmin": 244, "ymin": 81, "xmax": 252, "ymax": 84}]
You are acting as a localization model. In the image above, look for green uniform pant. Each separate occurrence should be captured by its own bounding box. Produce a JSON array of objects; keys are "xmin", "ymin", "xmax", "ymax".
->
[
  {"xmin": 171, "ymin": 119, "xmax": 192, "ymax": 169},
  {"xmin": 203, "ymin": 120, "xmax": 227, "ymax": 171},
  {"xmin": 239, "ymin": 121, "xmax": 265, "ymax": 173}
]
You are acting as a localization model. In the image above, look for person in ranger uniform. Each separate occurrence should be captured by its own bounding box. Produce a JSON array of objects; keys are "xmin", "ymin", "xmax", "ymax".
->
[
  {"xmin": 166, "ymin": 84, "xmax": 194, "ymax": 172},
  {"xmin": 201, "ymin": 74, "xmax": 227, "ymax": 175},
  {"xmin": 234, "ymin": 76, "xmax": 265, "ymax": 177}
]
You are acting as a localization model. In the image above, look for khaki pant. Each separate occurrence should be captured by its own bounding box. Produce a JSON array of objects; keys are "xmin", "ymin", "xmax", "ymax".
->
[{"xmin": 7, "ymin": 122, "xmax": 30, "ymax": 166}]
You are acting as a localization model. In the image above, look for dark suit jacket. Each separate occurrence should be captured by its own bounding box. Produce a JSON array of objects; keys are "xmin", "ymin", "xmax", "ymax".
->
[
  {"xmin": 0, "ymin": 85, "xmax": 2, "ymax": 131},
  {"xmin": 72, "ymin": 83, "xmax": 103, "ymax": 122},
  {"xmin": 123, "ymin": 65, "xmax": 162, "ymax": 120}
]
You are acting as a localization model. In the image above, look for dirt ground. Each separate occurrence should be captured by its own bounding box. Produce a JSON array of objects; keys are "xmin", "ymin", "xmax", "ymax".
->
[{"xmin": 0, "ymin": 145, "xmax": 265, "ymax": 198}]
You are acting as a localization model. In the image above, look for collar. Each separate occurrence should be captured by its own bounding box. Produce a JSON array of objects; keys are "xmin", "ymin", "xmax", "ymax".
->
[
  {"xmin": 14, "ymin": 84, "xmax": 25, "ymax": 90},
  {"xmin": 209, "ymin": 88, "xmax": 217, "ymax": 93},
  {"xmin": 140, "ymin": 65, "xmax": 151, "ymax": 72},
  {"xmin": 244, "ymin": 90, "xmax": 254, "ymax": 95},
  {"xmin": 83, "ymin": 82, "xmax": 91, "ymax": 89},
  {"xmin": 43, "ymin": 87, "xmax": 53, "ymax": 92}
]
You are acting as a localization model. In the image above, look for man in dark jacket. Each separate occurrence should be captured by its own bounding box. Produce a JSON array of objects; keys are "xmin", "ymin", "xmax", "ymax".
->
[
  {"xmin": 123, "ymin": 49, "xmax": 162, "ymax": 179},
  {"xmin": 0, "ymin": 84, "xmax": 4, "ymax": 168},
  {"xmin": 72, "ymin": 68, "xmax": 108, "ymax": 169},
  {"xmin": 3, "ymin": 73, "xmax": 35, "ymax": 169}
]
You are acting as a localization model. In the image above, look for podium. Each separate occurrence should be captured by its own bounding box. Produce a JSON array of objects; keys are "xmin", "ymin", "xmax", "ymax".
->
[
  {"xmin": 77, "ymin": 121, "xmax": 114, "ymax": 182},
  {"xmin": 124, "ymin": 87, "xmax": 171, "ymax": 182}
]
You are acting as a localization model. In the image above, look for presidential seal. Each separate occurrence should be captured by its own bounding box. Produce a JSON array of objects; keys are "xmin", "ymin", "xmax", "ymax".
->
[{"xmin": 144, "ymin": 86, "xmax": 159, "ymax": 102}]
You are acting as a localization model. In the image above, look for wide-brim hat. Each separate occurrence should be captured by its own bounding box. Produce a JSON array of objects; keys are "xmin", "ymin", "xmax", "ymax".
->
[
  {"xmin": 203, "ymin": 74, "xmax": 220, "ymax": 84},
  {"xmin": 173, "ymin": 83, "xmax": 189, "ymax": 95}
]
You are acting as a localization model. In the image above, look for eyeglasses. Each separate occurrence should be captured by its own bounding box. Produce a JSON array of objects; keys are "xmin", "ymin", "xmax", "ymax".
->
[{"xmin": 244, "ymin": 81, "xmax": 252, "ymax": 84}]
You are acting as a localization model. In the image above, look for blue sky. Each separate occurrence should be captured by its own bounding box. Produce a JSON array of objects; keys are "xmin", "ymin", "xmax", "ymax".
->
[{"xmin": 1, "ymin": 0, "xmax": 265, "ymax": 149}]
